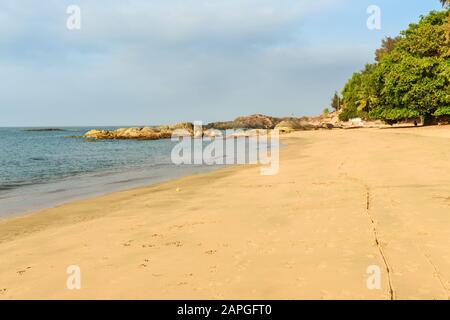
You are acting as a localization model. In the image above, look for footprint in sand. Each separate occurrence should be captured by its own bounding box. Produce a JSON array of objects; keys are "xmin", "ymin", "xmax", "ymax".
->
[
  {"xmin": 165, "ymin": 241, "xmax": 183, "ymax": 247},
  {"xmin": 205, "ymin": 250, "xmax": 217, "ymax": 255},
  {"xmin": 17, "ymin": 267, "xmax": 31, "ymax": 275},
  {"xmin": 122, "ymin": 240, "xmax": 133, "ymax": 247},
  {"xmin": 0, "ymin": 289, "xmax": 6, "ymax": 294},
  {"xmin": 139, "ymin": 258, "xmax": 151, "ymax": 268}
]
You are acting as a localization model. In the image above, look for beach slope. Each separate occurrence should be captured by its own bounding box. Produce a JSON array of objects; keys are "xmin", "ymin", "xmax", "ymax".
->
[{"xmin": 1, "ymin": 127, "xmax": 450, "ymax": 299}]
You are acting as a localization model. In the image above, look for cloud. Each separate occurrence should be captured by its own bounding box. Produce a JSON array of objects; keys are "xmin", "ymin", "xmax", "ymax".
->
[
  {"xmin": 0, "ymin": 0, "xmax": 366, "ymax": 126},
  {"xmin": 1, "ymin": 0, "xmax": 341, "ymax": 58}
]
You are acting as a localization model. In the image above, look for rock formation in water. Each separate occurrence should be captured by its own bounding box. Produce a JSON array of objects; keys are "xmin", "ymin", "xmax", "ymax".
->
[
  {"xmin": 25, "ymin": 128, "xmax": 65, "ymax": 132},
  {"xmin": 82, "ymin": 113, "xmax": 341, "ymax": 140},
  {"xmin": 83, "ymin": 123, "xmax": 193, "ymax": 140}
]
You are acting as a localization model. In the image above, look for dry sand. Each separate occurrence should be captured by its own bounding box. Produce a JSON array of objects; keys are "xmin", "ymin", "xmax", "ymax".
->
[{"xmin": 1, "ymin": 126, "xmax": 450, "ymax": 300}]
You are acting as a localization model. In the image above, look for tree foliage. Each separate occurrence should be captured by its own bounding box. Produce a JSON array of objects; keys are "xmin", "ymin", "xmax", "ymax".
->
[
  {"xmin": 375, "ymin": 37, "xmax": 401, "ymax": 62},
  {"xmin": 331, "ymin": 91, "xmax": 342, "ymax": 111},
  {"xmin": 339, "ymin": 10, "xmax": 450, "ymax": 124}
]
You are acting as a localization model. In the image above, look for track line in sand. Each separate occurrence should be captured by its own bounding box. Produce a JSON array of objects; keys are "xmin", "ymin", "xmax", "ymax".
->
[
  {"xmin": 365, "ymin": 187, "xmax": 395, "ymax": 300},
  {"xmin": 342, "ymin": 171, "xmax": 396, "ymax": 300},
  {"xmin": 422, "ymin": 251, "xmax": 450, "ymax": 300}
]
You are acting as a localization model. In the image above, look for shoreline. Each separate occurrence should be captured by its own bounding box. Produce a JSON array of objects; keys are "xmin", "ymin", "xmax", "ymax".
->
[
  {"xmin": 1, "ymin": 127, "xmax": 450, "ymax": 299},
  {"xmin": 0, "ymin": 163, "xmax": 224, "ymax": 220},
  {"xmin": 0, "ymin": 163, "xmax": 244, "ymax": 243}
]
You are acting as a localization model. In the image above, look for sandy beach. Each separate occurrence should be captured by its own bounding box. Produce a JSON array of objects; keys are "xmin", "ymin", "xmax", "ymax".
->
[{"xmin": 1, "ymin": 126, "xmax": 450, "ymax": 300}]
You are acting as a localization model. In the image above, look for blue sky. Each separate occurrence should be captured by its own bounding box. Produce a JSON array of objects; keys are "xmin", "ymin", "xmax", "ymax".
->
[{"xmin": 0, "ymin": 0, "xmax": 443, "ymax": 126}]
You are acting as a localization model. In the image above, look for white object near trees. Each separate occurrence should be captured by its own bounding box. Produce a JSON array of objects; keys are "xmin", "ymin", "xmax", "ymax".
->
[{"xmin": 350, "ymin": 118, "xmax": 364, "ymax": 127}]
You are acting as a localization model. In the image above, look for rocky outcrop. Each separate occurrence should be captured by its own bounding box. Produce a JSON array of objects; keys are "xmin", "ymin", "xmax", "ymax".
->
[
  {"xmin": 84, "ymin": 122, "xmax": 193, "ymax": 140},
  {"xmin": 275, "ymin": 118, "xmax": 318, "ymax": 132},
  {"xmin": 83, "ymin": 113, "xmax": 342, "ymax": 141},
  {"xmin": 25, "ymin": 128, "xmax": 65, "ymax": 132},
  {"xmin": 306, "ymin": 112, "xmax": 341, "ymax": 129},
  {"xmin": 233, "ymin": 114, "xmax": 281, "ymax": 129},
  {"xmin": 206, "ymin": 114, "xmax": 282, "ymax": 130},
  {"xmin": 207, "ymin": 113, "xmax": 340, "ymax": 133}
]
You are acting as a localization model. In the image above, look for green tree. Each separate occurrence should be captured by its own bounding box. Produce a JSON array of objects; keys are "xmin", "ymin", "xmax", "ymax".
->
[
  {"xmin": 331, "ymin": 91, "xmax": 342, "ymax": 111},
  {"xmin": 370, "ymin": 11, "xmax": 450, "ymax": 124},
  {"xmin": 339, "ymin": 9, "xmax": 450, "ymax": 124},
  {"xmin": 375, "ymin": 37, "xmax": 401, "ymax": 62},
  {"xmin": 370, "ymin": 52, "xmax": 450, "ymax": 124},
  {"xmin": 339, "ymin": 64, "xmax": 381, "ymax": 121}
]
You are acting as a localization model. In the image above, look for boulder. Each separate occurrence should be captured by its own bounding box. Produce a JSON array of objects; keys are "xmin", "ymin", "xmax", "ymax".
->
[
  {"xmin": 321, "ymin": 123, "xmax": 334, "ymax": 130},
  {"xmin": 121, "ymin": 127, "xmax": 144, "ymax": 138},
  {"xmin": 169, "ymin": 122, "xmax": 194, "ymax": 132},
  {"xmin": 203, "ymin": 129, "xmax": 223, "ymax": 138},
  {"xmin": 207, "ymin": 114, "xmax": 282, "ymax": 130},
  {"xmin": 275, "ymin": 118, "xmax": 317, "ymax": 132},
  {"xmin": 84, "ymin": 130, "xmax": 114, "ymax": 139},
  {"xmin": 233, "ymin": 114, "xmax": 281, "ymax": 129}
]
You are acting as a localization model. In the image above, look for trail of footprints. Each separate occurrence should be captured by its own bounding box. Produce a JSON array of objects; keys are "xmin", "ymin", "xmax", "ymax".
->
[{"xmin": 120, "ymin": 227, "xmax": 218, "ymax": 270}]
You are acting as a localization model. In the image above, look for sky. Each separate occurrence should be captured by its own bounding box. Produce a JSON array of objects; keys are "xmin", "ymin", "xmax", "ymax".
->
[{"xmin": 0, "ymin": 0, "xmax": 443, "ymax": 126}]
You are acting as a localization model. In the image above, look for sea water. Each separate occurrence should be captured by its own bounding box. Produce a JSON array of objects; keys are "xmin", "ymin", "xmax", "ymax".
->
[{"xmin": 0, "ymin": 127, "xmax": 222, "ymax": 217}]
